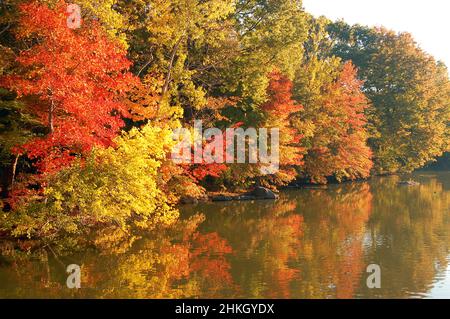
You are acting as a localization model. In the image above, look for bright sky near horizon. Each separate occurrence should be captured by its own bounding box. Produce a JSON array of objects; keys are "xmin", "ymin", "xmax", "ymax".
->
[{"xmin": 303, "ymin": 0, "xmax": 450, "ymax": 68}]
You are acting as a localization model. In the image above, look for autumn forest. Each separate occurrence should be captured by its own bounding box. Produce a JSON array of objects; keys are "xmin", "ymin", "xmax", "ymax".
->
[{"xmin": 0, "ymin": 0, "xmax": 449, "ymax": 244}]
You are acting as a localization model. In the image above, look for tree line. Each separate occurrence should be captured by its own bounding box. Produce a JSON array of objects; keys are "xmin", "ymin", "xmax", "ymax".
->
[{"xmin": 0, "ymin": 0, "xmax": 448, "ymax": 239}]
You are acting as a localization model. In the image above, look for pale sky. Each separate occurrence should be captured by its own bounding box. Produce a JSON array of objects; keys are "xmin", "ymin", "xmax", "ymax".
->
[{"xmin": 303, "ymin": 0, "xmax": 450, "ymax": 68}]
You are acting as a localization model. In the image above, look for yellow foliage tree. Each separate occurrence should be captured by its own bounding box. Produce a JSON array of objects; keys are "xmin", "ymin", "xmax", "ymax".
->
[{"xmin": 1, "ymin": 124, "xmax": 179, "ymax": 238}]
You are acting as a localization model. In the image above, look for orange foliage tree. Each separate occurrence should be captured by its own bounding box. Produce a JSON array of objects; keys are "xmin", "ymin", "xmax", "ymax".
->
[
  {"xmin": 260, "ymin": 70, "xmax": 304, "ymax": 186},
  {"xmin": 303, "ymin": 62, "xmax": 373, "ymax": 184}
]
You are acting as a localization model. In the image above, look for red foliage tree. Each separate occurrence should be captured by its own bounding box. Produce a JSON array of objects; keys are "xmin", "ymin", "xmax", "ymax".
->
[{"xmin": 1, "ymin": 1, "xmax": 138, "ymax": 174}]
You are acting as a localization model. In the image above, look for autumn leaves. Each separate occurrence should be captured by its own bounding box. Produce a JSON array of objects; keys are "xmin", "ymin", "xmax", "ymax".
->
[{"xmin": 0, "ymin": 1, "xmax": 448, "ymax": 239}]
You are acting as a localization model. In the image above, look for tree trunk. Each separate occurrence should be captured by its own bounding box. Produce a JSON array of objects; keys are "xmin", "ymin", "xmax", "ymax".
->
[
  {"xmin": 10, "ymin": 154, "xmax": 19, "ymax": 190},
  {"xmin": 0, "ymin": 154, "xmax": 20, "ymax": 199},
  {"xmin": 48, "ymin": 100, "xmax": 54, "ymax": 133},
  {"xmin": 161, "ymin": 38, "xmax": 183, "ymax": 98},
  {"xmin": 0, "ymin": 166, "xmax": 9, "ymax": 199}
]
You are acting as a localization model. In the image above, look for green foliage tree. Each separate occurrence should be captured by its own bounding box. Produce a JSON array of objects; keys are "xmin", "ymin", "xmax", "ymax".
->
[
  {"xmin": 329, "ymin": 23, "xmax": 450, "ymax": 174},
  {"xmin": 115, "ymin": 0, "xmax": 235, "ymax": 115},
  {"xmin": 227, "ymin": 0, "xmax": 308, "ymax": 108}
]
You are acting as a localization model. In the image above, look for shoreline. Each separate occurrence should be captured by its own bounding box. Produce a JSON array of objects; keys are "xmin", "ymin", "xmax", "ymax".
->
[{"xmin": 180, "ymin": 171, "xmax": 435, "ymax": 205}]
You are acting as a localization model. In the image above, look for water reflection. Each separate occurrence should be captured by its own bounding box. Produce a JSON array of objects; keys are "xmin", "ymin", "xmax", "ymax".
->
[
  {"xmin": 358, "ymin": 174, "xmax": 450, "ymax": 298},
  {"xmin": 0, "ymin": 172, "xmax": 449, "ymax": 298}
]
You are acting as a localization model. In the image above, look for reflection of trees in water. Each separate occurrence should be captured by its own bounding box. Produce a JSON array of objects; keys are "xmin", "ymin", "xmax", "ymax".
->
[
  {"xmin": 189, "ymin": 183, "xmax": 373, "ymax": 298},
  {"xmin": 229, "ymin": 206, "xmax": 304, "ymax": 299},
  {"xmin": 291, "ymin": 182, "xmax": 373, "ymax": 298},
  {"xmin": 360, "ymin": 174, "xmax": 450, "ymax": 298},
  {"xmin": 0, "ymin": 173, "xmax": 449, "ymax": 298},
  {"xmin": 0, "ymin": 216, "xmax": 236, "ymax": 298},
  {"xmin": 190, "ymin": 198, "xmax": 304, "ymax": 298},
  {"xmin": 87, "ymin": 228, "xmax": 236, "ymax": 298},
  {"xmin": 0, "ymin": 240, "xmax": 71, "ymax": 297}
]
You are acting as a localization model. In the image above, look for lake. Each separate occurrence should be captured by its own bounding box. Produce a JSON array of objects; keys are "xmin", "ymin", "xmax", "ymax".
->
[{"xmin": 0, "ymin": 172, "xmax": 449, "ymax": 298}]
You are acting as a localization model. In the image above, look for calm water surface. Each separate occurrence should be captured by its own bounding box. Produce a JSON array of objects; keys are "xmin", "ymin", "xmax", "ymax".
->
[{"xmin": 0, "ymin": 172, "xmax": 449, "ymax": 298}]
